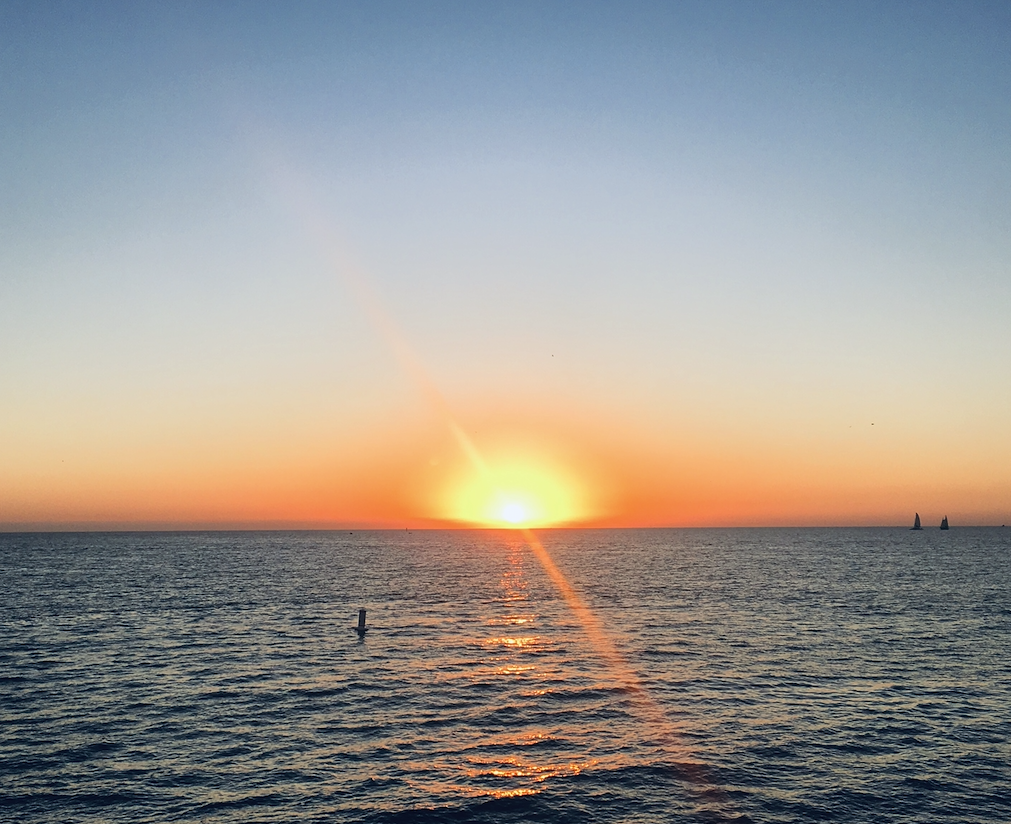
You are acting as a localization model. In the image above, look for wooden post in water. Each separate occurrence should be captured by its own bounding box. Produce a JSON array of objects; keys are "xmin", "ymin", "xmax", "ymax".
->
[{"xmin": 356, "ymin": 608, "xmax": 367, "ymax": 636}]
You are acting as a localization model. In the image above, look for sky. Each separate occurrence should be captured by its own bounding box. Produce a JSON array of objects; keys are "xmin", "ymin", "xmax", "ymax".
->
[{"xmin": 2, "ymin": 1, "xmax": 1010, "ymax": 529}]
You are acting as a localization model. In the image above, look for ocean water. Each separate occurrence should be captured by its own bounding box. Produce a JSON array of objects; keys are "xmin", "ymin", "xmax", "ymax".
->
[{"xmin": 1, "ymin": 528, "xmax": 1009, "ymax": 823}]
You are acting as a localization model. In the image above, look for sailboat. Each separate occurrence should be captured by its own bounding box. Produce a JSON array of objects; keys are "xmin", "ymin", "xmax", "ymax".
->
[
  {"xmin": 940, "ymin": 516, "xmax": 949, "ymax": 530},
  {"xmin": 911, "ymin": 513, "xmax": 922, "ymax": 530}
]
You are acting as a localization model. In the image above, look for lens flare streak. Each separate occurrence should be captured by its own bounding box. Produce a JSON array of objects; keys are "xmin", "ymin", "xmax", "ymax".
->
[
  {"xmin": 519, "ymin": 529, "xmax": 680, "ymax": 746},
  {"xmin": 272, "ymin": 167, "xmax": 728, "ymax": 805}
]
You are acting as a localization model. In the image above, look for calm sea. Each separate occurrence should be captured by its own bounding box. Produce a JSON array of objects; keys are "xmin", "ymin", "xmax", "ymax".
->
[{"xmin": 1, "ymin": 528, "xmax": 1009, "ymax": 823}]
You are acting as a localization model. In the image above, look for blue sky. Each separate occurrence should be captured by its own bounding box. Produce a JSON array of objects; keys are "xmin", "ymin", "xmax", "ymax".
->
[{"xmin": 2, "ymin": 1, "xmax": 1010, "ymax": 526}]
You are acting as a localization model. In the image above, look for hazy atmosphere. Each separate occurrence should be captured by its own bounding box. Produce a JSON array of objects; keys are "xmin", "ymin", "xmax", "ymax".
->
[
  {"xmin": 3, "ymin": 1, "xmax": 1009, "ymax": 528},
  {"xmin": 4, "ymin": 5, "xmax": 1011, "ymax": 822}
]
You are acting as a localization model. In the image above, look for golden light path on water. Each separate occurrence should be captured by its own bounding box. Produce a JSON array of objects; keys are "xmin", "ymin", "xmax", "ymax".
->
[
  {"xmin": 270, "ymin": 158, "xmax": 727, "ymax": 805},
  {"xmin": 518, "ymin": 528, "xmax": 683, "ymax": 745}
]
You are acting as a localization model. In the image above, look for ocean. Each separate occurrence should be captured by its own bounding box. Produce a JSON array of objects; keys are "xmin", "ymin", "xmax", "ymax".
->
[{"xmin": 1, "ymin": 528, "xmax": 1009, "ymax": 823}]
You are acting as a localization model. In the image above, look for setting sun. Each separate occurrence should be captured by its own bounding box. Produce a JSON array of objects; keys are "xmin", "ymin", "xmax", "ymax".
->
[
  {"xmin": 498, "ymin": 499, "xmax": 530, "ymax": 525},
  {"xmin": 436, "ymin": 445, "xmax": 593, "ymax": 528}
]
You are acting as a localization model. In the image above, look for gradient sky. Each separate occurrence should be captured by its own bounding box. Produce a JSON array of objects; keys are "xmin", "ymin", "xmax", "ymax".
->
[{"xmin": 2, "ymin": 1, "xmax": 1010, "ymax": 528}]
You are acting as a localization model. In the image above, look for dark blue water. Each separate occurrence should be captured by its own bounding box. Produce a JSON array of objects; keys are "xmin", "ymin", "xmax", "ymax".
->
[{"xmin": 2, "ymin": 528, "xmax": 1009, "ymax": 823}]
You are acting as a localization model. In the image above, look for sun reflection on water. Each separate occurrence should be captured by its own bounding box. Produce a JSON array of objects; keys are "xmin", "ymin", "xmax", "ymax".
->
[
  {"xmin": 483, "ymin": 635, "xmax": 538, "ymax": 648},
  {"xmin": 419, "ymin": 540, "xmax": 620, "ymax": 801},
  {"xmin": 459, "ymin": 754, "xmax": 598, "ymax": 799},
  {"xmin": 415, "ymin": 533, "xmax": 716, "ymax": 806}
]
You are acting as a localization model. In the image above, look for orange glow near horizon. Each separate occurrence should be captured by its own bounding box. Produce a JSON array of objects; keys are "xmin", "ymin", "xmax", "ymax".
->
[
  {"xmin": 428, "ymin": 438, "xmax": 602, "ymax": 529},
  {"xmin": 438, "ymin": 452, "xmax": 592, "ymax": 528},
  {"xmin": 4, "ymin": 407, "xmax": 1009, "ymax": 529},
  {"xmin": 4, "ymin": 156, "xmax": 1009, "ymax": 531}
]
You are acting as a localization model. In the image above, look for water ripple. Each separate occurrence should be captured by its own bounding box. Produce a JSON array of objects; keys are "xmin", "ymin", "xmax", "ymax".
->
[{"xmin": 1, "ymin": 528, "xmax": 1009, "ymax": 822}]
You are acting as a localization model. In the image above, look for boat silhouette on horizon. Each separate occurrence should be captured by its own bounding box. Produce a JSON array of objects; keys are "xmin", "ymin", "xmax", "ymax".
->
[
  {"xmin": 940, "ymin": 516, "xmax": 949, "ymax": 530},
  {"xmin": 911, "ymin": 513, "xmax": 922, "ymax": 530}
]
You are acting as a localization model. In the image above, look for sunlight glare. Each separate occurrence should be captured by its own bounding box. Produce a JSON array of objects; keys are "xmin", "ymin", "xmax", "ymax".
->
[
  {"xmin": 437, "ymin": 448, "xmax": 591, "ymax": 528},
  {"xmin": 499, "ymin": 500, "xmax": 529, "ymax": 525}
]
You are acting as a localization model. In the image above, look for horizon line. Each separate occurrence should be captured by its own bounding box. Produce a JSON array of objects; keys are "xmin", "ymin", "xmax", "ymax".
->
[{"xmin": 2, "ymin": 523, "xmax": 1007, "ymax": 534}]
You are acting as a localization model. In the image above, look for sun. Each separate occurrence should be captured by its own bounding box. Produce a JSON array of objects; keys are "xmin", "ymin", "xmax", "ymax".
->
[
  {"xmin": 437, "ymin": 451, "xmax": 590, "ymax": 528},
  {"xmin": 473, "ymin": 485, "xmax": 556, "ymax": 528},
  {"xmin": 499, "ymin": 499, "xmax": 529, "ymax": 525},
  {"xmin": 486, "ymin": 490, "xmax": 542, "ymax": 528}
]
